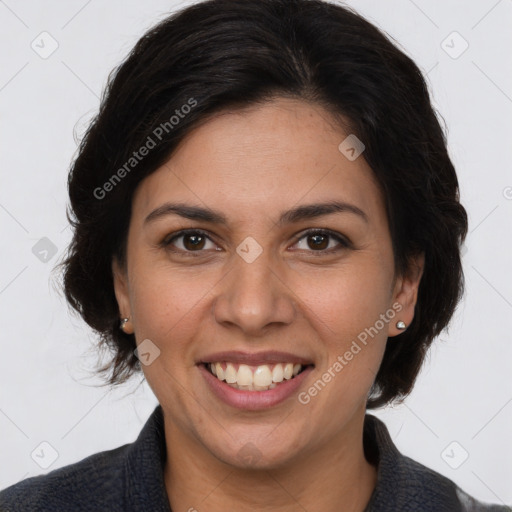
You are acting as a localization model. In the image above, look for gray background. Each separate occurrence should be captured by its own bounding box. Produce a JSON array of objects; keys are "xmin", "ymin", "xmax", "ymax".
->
[{"xmin": 1, "ymin": 0, "xmax": 511, "ymax": 505}]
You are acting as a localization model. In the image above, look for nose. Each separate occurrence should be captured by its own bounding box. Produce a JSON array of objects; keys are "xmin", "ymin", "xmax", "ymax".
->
[{"xmin": 212, "ymin": 249, "xmax": 296, "ymax": 336}]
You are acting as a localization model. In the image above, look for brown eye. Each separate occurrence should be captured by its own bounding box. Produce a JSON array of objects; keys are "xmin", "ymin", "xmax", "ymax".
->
[
  {"xmin": 307, "ymin": 233, "xmax": 329, "ymax": 250},
  {"xmin": 162, "ymin": 229, "xmax": 217, "ymax": 254},
  {"xmin": 182, "ymin": 233, "xmax": 206, "ymax": 250},
  {"xmin": 294, "ymin": 229, "xmax": 350, "ymax": 253}
]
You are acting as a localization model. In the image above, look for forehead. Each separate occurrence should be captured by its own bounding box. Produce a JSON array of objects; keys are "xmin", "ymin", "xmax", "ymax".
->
[{"xmin": 132, "ymin": 98, "xmax": 385, "ymax": 227}]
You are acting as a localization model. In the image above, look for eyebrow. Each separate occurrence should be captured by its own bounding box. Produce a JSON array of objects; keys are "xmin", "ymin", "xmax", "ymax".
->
[{"xmin": 144, "ymin": 200, "xmax": 368, "ymax": 227}]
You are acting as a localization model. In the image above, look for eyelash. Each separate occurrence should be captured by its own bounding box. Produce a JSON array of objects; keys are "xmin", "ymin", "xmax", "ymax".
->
[{"xmin": 160, "ymin": 228, "xmax": 351, "ymax": 257}]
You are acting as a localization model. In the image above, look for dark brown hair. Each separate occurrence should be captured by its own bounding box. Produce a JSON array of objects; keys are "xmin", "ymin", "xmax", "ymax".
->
[{"xmin": 55, "ymin": 0, "xmax": 468, "ymax": 408}]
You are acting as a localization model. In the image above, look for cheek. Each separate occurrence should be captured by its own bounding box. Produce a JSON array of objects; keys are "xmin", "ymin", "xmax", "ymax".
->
[
  {"xmin": 296, "ymin": 266, "xmax": 392, "ymax": 422},
  {"xmin": 294, "ymin": 260, "xmax": 394, "ymax": 343},
  {"xmin": 129, "ymin": 263, "xmax": 209, "ymax": 347}
]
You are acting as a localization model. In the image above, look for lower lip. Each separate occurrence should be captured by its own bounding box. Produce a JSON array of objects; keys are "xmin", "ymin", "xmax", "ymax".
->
[{"xmin": 198, "ymin": 364, "xmax": 314, "ymax": 410}]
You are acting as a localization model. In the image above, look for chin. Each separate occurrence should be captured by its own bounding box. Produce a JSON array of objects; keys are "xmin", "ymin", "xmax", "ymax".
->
[{"xmin": 203, "ymin": 431, "xmax": 305, "ymax": 471}]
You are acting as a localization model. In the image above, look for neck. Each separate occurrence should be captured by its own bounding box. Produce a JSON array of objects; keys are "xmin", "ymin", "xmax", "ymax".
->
[{"xmin": 163, "ymin": 407, "xmax": 377, "ymax": 512}]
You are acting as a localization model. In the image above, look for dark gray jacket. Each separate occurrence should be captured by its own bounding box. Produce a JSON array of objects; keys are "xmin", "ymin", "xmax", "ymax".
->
[{"xmin": 0, "ymin": 405, "xmax": 509, "ymax": 511}]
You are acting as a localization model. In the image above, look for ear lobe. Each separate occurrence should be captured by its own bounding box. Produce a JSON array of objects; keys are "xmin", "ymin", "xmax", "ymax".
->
[{"xmin": 389, "ymin": 253, "xmax": 425, "ymax": 336}]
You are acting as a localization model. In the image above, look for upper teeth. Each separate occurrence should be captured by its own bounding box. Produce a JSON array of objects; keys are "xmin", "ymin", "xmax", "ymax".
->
[{"xmin": 209, "ymin": 362, "xmax": 303, "ymax": 390}]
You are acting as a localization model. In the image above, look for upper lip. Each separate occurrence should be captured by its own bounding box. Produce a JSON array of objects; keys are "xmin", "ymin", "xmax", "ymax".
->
[{"xmin": 198, "ymin": 350, "xmax": 314, "ymax": 366}]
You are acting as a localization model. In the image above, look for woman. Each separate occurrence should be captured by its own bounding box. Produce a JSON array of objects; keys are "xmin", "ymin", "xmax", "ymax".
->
[{"xmin": 0, "ymin": 0, "xmax": 508, "ymax": 510}]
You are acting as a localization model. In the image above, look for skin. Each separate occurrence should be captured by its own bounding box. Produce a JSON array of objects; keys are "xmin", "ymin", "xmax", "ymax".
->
[{"xmin": 112, "ymin": 97, "xmax": 424, "ymax": 512}]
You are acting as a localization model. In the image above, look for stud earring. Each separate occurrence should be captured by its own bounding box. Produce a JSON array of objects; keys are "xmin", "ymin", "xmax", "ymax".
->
[
  {"xmin": 396, "ymin": 320, "xmax": 406, "ymax": 330},
  {"xmin": 120, "ymin": 317, "xmax": 130, "ymax": 332}
]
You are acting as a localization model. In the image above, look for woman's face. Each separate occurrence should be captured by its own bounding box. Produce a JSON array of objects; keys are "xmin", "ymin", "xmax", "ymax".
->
[{"xmin": 113, "ymin": 97, "xmax": 423, "ymax": 469}]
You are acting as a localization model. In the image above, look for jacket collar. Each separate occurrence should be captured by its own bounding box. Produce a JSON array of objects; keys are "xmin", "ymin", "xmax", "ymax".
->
[
  {"xmin": 362, "ymin": 413, "xmax": 463, "ymax": 511},
  {"xmin": 124, "ymin": 405, "xmax": 172, "ymax": 511},
  {"xmin": 122, "ymin": 405, "xmax": 464, "ymax": 512}
]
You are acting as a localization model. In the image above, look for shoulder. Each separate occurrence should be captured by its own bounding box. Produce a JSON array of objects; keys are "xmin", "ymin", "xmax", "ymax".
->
[
  {"xmin": 363, "ymin": 414, "xmax": 510, "ymax": 512},
  {"xmin": 399, "ymin": 452, "xmax": 509, "ymax": 512},
  {"xmin": 0, "ymin": 443, "xmax": 131, "ymax": 512},
  {"xmin": 0, "ymin": 405, "xmax": 169, "ymax": 512}
]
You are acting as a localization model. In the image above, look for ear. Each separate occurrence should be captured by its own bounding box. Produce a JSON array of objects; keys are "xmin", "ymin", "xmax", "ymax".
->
[
  {"xmin": 388, "ymin": 252, "xmax": 425, "ymax": 337},
  {"xmin": 112, "ymin": 257, "xmax": 133, "ymax": 334}
]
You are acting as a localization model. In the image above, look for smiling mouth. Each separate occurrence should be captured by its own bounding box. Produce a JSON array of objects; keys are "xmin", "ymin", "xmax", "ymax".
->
[{"xmin": 203, "ymin": 362, "xmax": 313, "ymax": 391}]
